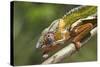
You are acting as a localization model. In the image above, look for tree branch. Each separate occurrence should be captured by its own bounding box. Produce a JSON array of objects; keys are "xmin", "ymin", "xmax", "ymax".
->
[{"xmin": 42, "ymin": 27, "xmax": 97, "ymax": 64}]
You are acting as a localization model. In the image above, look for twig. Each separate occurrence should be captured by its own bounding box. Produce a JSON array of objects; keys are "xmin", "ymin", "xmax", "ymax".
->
[{"xmin": 42, "ymin": 27, "xmax": 97, "ymax": 64}]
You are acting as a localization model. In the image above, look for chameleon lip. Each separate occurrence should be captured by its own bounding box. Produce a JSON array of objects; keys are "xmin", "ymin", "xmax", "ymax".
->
[
  {"xmin": 42, "ymin": 54, "xmax": 49, "ymax": 58},
  {"xmin": 41, "ymin": 45, "xmax": 46, "ymax": 48}
]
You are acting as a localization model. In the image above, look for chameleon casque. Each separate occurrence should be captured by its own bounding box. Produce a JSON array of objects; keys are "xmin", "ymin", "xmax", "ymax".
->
[{"xmin": 36, "ymin": 6, "xmax": 97, "ymax": 58}]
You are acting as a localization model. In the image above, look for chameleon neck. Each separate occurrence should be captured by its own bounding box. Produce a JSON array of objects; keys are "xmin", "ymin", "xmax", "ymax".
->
[{"xmin": 62, "ymin": 6, "xmax": 97, "ymax": 28}]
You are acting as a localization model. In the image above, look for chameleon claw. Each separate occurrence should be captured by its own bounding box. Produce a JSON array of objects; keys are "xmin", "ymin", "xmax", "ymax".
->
[
  {"xmin": 72, "ymin": 41, "xmax": 81, "ymax": 51},
  {"xmin": 74, "ymin": 42, "xmax": 81, "ymax": 50}
]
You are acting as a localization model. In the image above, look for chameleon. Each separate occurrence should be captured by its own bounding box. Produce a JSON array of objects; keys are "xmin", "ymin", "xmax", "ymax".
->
[{"xmin": 36, "ymin": 6, "xmax": 97, "ymax": 58}]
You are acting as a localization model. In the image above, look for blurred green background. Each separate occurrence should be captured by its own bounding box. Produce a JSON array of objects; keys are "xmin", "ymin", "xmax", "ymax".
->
[{"xmin": 13, "ymin": 1, "xmax": 97, "ymax": 66}]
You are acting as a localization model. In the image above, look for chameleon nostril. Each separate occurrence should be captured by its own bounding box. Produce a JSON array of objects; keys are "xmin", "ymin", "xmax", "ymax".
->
[{"xmin": 48, "ymin": 35, "xmax": 50, "ymax": 37}]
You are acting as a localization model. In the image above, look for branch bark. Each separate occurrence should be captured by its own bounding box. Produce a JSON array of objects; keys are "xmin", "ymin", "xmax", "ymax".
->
[{"xmin": 42, "ymin": 27, "xmax": 97, "ymax": 64}]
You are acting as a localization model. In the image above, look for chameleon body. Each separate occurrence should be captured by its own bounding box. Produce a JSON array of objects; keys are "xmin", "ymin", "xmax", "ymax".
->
[{"xmin": 36, "ymin": 6, "xmax": 97, "ymax": 58}]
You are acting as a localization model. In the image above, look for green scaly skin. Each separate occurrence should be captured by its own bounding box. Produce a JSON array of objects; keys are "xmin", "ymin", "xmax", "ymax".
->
[{"xmin": 62, "ymin": 6, "xmax": 97, "ymax": 28}]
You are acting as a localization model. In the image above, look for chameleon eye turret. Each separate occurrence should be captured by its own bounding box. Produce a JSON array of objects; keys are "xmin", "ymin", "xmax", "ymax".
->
[{"xmin": 45, "ymin": 32, "xmax": 55, "ymax": 46}]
